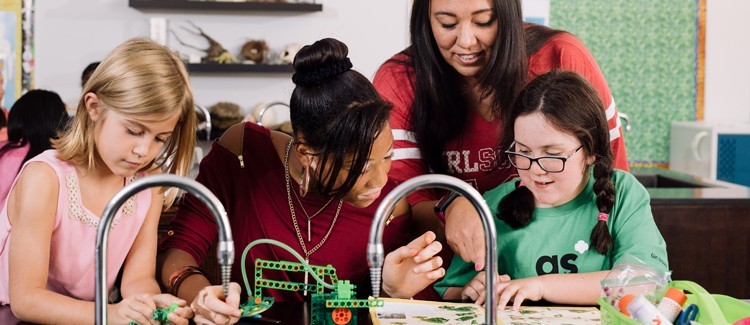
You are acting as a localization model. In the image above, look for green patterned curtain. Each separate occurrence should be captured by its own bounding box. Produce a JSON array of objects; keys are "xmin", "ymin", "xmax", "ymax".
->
[{"xmin": 550, "ymin": 0, "xmax": 702, "ymax": 166}]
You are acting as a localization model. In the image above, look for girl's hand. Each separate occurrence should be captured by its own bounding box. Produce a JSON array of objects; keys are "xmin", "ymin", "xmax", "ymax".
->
[
  {"xmin": 152, "ymin": 294, "xmax": 193, "ymax": 325},
  {"xmin": 495, "ymin": 277, "xmax": 544, "ymax": 311},
  {"xmin": 190, "ymin": 282, "xmax": 242, "ymax": 325},
  {"xmin": 462, "ymin": 272, "xmax": 511, "ymax": 306},
  {"xmin": 382, "ymin": 231, "xmax": 445, "ymax": 298},
  {"xmin": 108, "ymin": 293, "xmax": 158, "ymax": 325}
]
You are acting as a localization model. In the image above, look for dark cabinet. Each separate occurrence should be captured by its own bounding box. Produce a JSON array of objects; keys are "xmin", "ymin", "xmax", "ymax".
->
[{"xmin": 652, "ymin": 202, "xmax": 750, "ymax": 298}]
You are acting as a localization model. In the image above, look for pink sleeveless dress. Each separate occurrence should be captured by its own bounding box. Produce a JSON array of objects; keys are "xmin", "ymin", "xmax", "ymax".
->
[{"xmin": 0, "ymin": 150, "xmax": 151, "ymax": 304}]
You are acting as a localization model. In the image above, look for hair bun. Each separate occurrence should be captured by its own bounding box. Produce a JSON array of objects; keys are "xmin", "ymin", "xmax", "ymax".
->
[{"xmin": 292, "ymin": 57, "xmax": 352, "ymax": 87}]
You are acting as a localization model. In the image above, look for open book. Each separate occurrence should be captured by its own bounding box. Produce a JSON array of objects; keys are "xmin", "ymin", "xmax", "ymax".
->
[{"xmin": 369, "ymin": 298, "xmax": 601, "ymax": 324}]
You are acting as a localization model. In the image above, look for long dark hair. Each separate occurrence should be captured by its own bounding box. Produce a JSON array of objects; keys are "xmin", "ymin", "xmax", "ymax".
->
[
  {"xmin": 524, "ymin": 23, "xmax": 566, "ymax": 59},
  {"xmin": 498, "ymin": 70, "xmax": 614, "ymax": 254},
  {"xmin": 390, "ymin": 0, "xmax": 528, "ymax": 174},
  {"xmin": 0, "ymin": 89, "xmax": 69, "ymax": 167},
  {"xmin": 290, "ymin": 38, "xmax": 392, "ymax": 198}
]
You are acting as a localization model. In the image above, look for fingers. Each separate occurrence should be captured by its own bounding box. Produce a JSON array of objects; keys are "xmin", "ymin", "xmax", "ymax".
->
[
  {"xmin": 494, "ymin": 283, "xmax": 525, "ymax": 312},
  {"xmin": 475, "ymin": 289, "xmax": 486, "ymax": 306},
  {"xmin": 384, "ymin": 245, "xmax": 418, "ymax": 265},
  {"xmin": 461, "ymin": 272, "xmax": 487, "ymax": 304},
  {"xmin": 168, "ymin": 306, "xmax": 194, "ymax": 325},
  {"xmin": 472, "ymin": 236, "xmax": 486, "ymax": 271},
  {"xmin": 461, "ymin": 284, "xmax": 481, "ymax": 303},
  {"xmin": 499, "ymin": 274, "xmax": 511, "ymax": 282},
  {"xmin": 128, "ymin": 295, "xmax": 157, "ymax": 325},
  {"xmin": 203, "ymin": 286, "xmax": 242, "ymax": 319},
  {"xmin": 191, "ymin": 287, "xmax": 239, "ymax": 324},
  {"xmin": 413, "ymin": 240, "xmax": 442, "ymax": 264},
  {"xmin": 411, "ymin": 256, "xmax": 443, "ymax": 275},
  {"xmin": 511, "ymin": 291, "xmax": 527, "ymax": 311},
  {"xmin": 424, "ymin": 267, "xmax": 446, "ymax": 280},
  {"xmin": 494, "ymin": 283, "xmax": 513, "ymax": 312}
]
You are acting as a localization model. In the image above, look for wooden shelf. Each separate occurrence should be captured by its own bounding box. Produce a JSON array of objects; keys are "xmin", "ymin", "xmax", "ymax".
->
[
  {"xmin": 128, "ymin": 0, "xmax": 322, "ymax": 12},
  {"xmin": 186, "ymin": 63, "xmax": 294, "ymax": 73}
]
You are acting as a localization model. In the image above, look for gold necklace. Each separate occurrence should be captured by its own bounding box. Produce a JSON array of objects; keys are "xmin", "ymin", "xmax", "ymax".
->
[
  {"xmin": 291, "ymin": 182, "xmax": 335, "ymax": 241},
  {"xmin": 284, "ymin": 140, "xmax": 343, "ymax": 293}
]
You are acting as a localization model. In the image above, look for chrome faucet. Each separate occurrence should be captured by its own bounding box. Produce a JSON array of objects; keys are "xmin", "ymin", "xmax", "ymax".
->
[
  {"xmin": 195, "ymin": 104, "xmax": 212, "ymax": 141},
  {"xmin": 256, "ymin": 101, "xmax": 289, "ymax": 127},
  {"xmin": 619, "ymin": 112, "xmax": 631, "ymax": 132},
  {"xmin": 367, "ymin": 174, "xmax": 498, "ymax": 324},
  {"xmin": 95, "ymin": 174, "xmax": 234, "ymax": 324}
]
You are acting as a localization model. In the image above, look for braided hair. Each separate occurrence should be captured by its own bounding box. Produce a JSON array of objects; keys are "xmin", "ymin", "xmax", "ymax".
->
[
  {"xmin": 498, "ymin": 70, "xmax": 614, "ymax": 254},
  {"xmin": 290, "ymin": 38, "xmax": 392, "ymax": 198}
]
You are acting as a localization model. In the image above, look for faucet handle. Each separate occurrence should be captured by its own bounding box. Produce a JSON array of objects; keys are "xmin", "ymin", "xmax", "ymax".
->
[{"xmin": 619, "ymin": 112, "xmax": 632, "ymax": 132}]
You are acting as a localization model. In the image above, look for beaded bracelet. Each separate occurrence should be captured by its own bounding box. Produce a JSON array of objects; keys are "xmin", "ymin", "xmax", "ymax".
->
[{"xmin": 168, "ymin": 265, "xmax": 206, "ymax": 296}]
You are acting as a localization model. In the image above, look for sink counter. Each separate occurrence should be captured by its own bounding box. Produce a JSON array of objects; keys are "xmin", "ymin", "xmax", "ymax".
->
[
  {"xmin": 631, "ymin": 167, "xmax": 750, "ymax": 299},
  {"xmin": 632, "ymin": 167, "xmax": 750, "ymax": 205}
]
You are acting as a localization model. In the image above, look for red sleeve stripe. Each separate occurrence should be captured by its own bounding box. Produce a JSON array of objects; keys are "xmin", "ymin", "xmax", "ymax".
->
[
  {"xmin": 393, "ymin": 129, "xmax": 417, "ymax": 143},
  {"xmin": 394, "ymin": 147, "xmax": 422, "ymax": 160},
  {"xmin": 606, "ymin": 99, "xmax": 622, "ymax": 141}
]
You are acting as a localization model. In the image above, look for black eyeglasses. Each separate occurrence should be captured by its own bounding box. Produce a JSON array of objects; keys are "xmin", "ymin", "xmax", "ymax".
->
[{"xmin": 504, "ymin": 142, "xmax": 583, "ymax": 173}]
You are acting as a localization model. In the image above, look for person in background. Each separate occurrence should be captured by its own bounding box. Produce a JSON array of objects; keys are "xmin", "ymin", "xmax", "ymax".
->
[
  {"xmin": 0, "ymin": 89, "xmax": 69, "ymax": 208},
  {"xmin": 373, "ymin": 0, "xmax": 630, "ymax": 276},
  {"xmin": 81, "ymin": 61, "xmax": 101, "ymax": 88},
  {"xmin": 0, "ymin": 38, "xmax": 196, "ymax": 324},
  {"xmin": 158, "ymin": 38, "xmax": 444, "ymax": 325},
  {"xmin": 435, "ymin": 70, "xmax": 667, "ymax": 309}
]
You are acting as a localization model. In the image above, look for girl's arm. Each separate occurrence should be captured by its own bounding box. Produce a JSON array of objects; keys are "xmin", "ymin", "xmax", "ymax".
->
[
  {"xmin": 158, "ymin": 249, "xmax": 242, "ymax": 325},
  {"xmin": 7, "ymin": 163, "xmax": 104, "ymax": 323},
  {"xmin": 119, "ymin": 186, "xmax": 164, "ymax": 297},
  {"xmin": 495, "ymin": 271, "xmax": 609, "ymax": 310}
]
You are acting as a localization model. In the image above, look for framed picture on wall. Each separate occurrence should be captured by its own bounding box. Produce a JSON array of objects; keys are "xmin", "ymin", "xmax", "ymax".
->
[
  {"xmin": 0, "ymin": 0, "xmax": 34, "ymax": 110},
  {"xmin": 0, "ymin": 9, "xmax": 18, "ymax": 109}
]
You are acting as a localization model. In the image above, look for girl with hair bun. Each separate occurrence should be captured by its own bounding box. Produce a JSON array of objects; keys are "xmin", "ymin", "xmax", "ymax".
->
[
  {"xmin": 159, "ymin": 38, "xmax": 444, "ymax": 324},
  {"xmin": 433, "ymin": 70, "xmax": 668, "ymax": 310}
]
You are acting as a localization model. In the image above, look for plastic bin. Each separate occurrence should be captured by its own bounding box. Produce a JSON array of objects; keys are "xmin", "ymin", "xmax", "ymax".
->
[{"xmin": 599, "ymin": 280, "xmax": 750, "ymax": 324}]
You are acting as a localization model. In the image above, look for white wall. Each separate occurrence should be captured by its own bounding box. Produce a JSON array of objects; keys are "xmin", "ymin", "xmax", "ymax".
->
[
  {"xmin": 34, "ymin": 1, "xmax": 750, "ymax": 124},
  {"xmin": 35, "ymin": 0, "xmax": 410, "ymax": 124},
  {"xmin": 704, "ymin": 1, "xmax": 750, "ymax": 123}
]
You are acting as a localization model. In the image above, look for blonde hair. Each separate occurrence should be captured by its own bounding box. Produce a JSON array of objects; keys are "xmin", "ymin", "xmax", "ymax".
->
[{"xmin": 54, "ymin": 38, "xmax": 196, "ymax": 207}]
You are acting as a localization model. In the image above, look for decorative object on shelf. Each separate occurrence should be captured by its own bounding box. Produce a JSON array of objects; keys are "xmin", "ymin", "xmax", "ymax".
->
[
  {"xmin": 279, "ymin": 43, "xmax": 303, "ymax": 64},
  {"xmin": 209, "ymin": 101, "xmax": 244, "ymax": 130},
  {"xmin": 240, "ymin": 39, "xmax": 269, "ymax": 64},
  {"xmin": 247, "ymin": 101, "xmax": 292, "ymax": 135},
  {"xmin": 171, "ymin": 20, "xmax": 237, "ymax": 64}
]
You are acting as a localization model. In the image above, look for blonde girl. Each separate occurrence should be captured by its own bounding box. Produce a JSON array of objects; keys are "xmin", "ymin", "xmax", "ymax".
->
[{"xmin": 0, "ymin": 38, "xmax": 196, "ymax": 324}]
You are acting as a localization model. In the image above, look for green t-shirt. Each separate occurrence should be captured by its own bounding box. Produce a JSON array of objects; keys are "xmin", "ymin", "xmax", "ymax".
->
[{"xmin": 435, "ymin": 169, "xmax": 669, "ymax": 296}]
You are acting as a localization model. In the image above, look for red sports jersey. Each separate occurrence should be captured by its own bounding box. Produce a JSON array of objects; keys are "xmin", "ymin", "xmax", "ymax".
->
[{"xmin": 374, "ymin": 32, "xmax": 628, "ymax": 206}]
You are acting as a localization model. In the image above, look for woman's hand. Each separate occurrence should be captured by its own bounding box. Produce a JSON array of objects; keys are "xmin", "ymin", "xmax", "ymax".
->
[
  {"xmin": 382, "ymin": 231, "xmax": 445, "ymax": 298},
  {"xmin": 152, "ymin": 294, "xmax": 193, "ymax": 325},
  {"xmin": 190, "ymin": 282, "xmax": 242, "ymax": 325},
  {"xmin": 494, "ymin": 277, "xmax": 544, "ymax": 311},
  {"xmin": 445, "ymin": 197, "xmax": 486, "ymax": 270},
  {"xmin": 107, "ymin": 293, "xmax": 158, "ymax": 325},
  {"xmin": 461, "ymin": 272, "xmax": 511, "ymax": 306}
]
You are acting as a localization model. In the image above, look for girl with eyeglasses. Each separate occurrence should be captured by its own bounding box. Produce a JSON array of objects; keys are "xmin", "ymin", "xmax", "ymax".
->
[{"xmin": 433, "ymin": 70, "xmax": 668, "ymax": 309}]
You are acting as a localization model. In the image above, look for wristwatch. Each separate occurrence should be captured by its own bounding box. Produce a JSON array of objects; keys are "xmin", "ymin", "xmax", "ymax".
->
[{"xmin": 434, "ymin": 191, "xmax": 460, "ymax": 219}]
